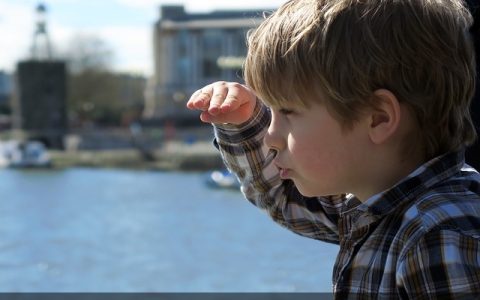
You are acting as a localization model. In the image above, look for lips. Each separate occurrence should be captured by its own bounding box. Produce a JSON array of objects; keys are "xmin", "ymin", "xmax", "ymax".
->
[
  {"xmin": 274, "ymin": 160, "xmax": 291, "ymax": 179},
  {"xmin": 279, "ymin": 168, "xmax": 291, "ymax": 179}
]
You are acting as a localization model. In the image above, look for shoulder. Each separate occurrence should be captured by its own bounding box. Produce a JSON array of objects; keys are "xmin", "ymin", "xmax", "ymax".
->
[
  {"xmin": 409, "ymin": 191, "xmax": 480, "ymax": 234},
  {"xmin": 394, "ymin": 171, "xmax": 480, "ymax": 296},
  {"xmin": 398, "ymin": 169, "xmax": 480, "ymax": 249}
]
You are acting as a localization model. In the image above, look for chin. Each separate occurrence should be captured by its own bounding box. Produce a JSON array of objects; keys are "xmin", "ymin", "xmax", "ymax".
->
[
  {"xmin": 294, "ymin": 181, "xmax": 333, "ymax": 198},
  {"xmin": 300, "ymin": 191, "xmax": 323, "ymax": 198},
  {"xmin": 294, "ymin": 184, "xmax": 321, "ymax": 198}
]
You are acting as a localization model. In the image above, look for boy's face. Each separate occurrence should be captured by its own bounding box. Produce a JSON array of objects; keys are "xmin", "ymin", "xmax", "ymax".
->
[{"xmin": 265, "ymin": 101, "xmax": 369, "ymax": 198}]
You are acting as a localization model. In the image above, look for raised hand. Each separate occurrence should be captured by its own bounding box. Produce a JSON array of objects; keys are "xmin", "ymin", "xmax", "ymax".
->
[{"xmin": 186, "ymin": 81, "xmax": 257, "ymax": 125}]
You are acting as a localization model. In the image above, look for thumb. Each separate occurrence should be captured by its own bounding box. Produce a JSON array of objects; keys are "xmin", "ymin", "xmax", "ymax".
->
[{"xmin": 200, "ymin": 109, "xmax": 252, "ymax": 125}]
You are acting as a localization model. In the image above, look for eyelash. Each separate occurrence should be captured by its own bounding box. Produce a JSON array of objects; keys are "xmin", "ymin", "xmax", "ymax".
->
[{"xmin": 279, "ymin": 108, "xmax": 294, "ymax": 115}]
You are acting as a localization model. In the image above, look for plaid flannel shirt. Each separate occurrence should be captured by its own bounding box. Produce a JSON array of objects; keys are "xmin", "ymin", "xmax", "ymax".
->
[{"xmin": 213, "ymin": 101, "xmax": 480, "ymax": 299}]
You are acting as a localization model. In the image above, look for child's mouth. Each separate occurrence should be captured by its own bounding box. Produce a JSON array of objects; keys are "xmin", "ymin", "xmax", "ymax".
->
[{"xmin": 279, "ymin": 167, "xmax": 291, "ymax": 179}]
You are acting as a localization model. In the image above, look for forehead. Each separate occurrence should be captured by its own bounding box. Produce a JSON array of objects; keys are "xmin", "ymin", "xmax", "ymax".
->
[
  {"xmin": 260, "ymin": 95, "xmax": 308, "ymax": 110},
  {"xmin": 252, "ymin": 84, "xmax": 327, "ymax": 111}
]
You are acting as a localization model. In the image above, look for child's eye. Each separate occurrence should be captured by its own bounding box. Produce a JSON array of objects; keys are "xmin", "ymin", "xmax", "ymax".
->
[{"xmin": 279, "ymin": 108, "xmax": 295, "ymax": 115}]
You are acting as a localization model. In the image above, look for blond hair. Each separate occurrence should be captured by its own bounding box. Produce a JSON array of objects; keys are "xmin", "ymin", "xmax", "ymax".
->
[{"xmin": 244, "ymin": 0, "xmax": 476, "ymax": 159}]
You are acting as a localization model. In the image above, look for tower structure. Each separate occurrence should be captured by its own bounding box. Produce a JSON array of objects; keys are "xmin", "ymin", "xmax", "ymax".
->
[
  {"xmin": 31, "ymin": 3, "xmax": 53, "ymax": 60},
  {"xmin": 13, "ymin": 2, "xmax": 68, "ymax": 149}
]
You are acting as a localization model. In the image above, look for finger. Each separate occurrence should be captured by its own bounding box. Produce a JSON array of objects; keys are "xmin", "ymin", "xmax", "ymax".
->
[
  {"xmin": 190, "ymin": 86, "xmax": 214, "ymax": 111},
  {"xmin": 200, "ymin": 109, "xmax": 250, "ymax": 125},
  {"xmin": 220, "ymin": 83, "xmax": 255, "ymax": 113},
  {"xmin": 200, "ymin": 111, "xmax": 242, "ymax": 124},
  {"xmin": 199, "ymin": 111, "xmax": 214, "ymax": 123},
  {"xmin": 186, "ymin": 90, "xmax": 202, "ymax": 109},
  {"xmin": 200, "ymin": 111, "xmax": 228, "ymax": 123},
  {"xmin": 208, "ymin": 85, "xmax": 229, "ymax": 116},
  {"xmin": 220, "ymin": 94, "xmax": 241, "ymax": 113}
]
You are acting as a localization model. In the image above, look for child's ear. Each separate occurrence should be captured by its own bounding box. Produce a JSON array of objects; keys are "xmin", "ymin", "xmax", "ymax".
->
[{"xmin": 367, "ymin": 89, "xmax": 401, "ymax": 145}]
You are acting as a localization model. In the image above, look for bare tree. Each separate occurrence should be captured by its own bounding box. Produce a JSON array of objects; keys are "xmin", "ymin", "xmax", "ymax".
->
[
  {"xmin": 61, "ymin": 34, "xmax": 122, "ymax": 127},
  {"xmin": 63, "ymin": 34, "xmax": 114, "ymax": 74}
]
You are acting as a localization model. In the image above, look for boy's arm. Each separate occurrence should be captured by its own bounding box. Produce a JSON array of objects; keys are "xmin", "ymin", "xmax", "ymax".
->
[
  {"xmin": 214, "ymin": 100, "xmax": 344, "ymax": 244},
  {"xmin": 397, "ymin": 229, "xmax": 480, "ymax": 298}
]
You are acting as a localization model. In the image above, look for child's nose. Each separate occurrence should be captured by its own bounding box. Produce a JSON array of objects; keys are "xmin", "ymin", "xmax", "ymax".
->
[{"xmin": 264, "ymin": 116, "xmax": 286, "ymax": 152}]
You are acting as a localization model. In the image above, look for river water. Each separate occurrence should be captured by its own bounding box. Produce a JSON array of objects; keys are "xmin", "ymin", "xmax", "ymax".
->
[{"xmin": 0, "ymin": 168, "xmax": 338, "ymax": 292}]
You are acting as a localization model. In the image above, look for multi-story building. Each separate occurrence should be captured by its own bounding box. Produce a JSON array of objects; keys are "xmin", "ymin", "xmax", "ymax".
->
[
  {"xmin": 13, "ymin": 60, "xmax": 67, "ymax": 149},
  {"xmin": 0, "ymin": 71, "xmax": 12, "ymax": 107},
  {"xmin": 144, "ymin": 5, "xmax": 273, "ymax": 124}
]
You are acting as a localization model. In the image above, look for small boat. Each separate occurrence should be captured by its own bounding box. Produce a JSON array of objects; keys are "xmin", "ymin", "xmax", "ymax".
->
[
  {"xmin": 205, "ymin": 170, "xmax": 240, "ymax": 190},
  {"xmin": 0, "ymin": 140, "xmax": 52, "ymax": 168}
]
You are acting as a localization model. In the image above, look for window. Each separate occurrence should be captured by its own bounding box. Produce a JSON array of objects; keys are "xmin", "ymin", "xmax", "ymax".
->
[{"xmin": 201, "ymin": 29, "xmax": 223, "ymax": 79}]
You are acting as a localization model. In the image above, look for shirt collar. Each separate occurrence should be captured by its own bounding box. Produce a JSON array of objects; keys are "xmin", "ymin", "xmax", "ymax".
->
[{"xmin": 356, "ymin": 150, "xmax": 466, "ymax": 217}]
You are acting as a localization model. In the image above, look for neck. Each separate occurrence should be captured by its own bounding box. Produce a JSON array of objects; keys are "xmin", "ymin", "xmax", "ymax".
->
[{"xmin": 354, "ymin": 148, "xmax": 426, "ymax": 202}]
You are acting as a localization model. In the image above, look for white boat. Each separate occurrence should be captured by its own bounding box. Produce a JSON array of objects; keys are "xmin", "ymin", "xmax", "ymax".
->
[
  {"xmin": 205, "ymin": 170, "xmax": 240, "ymax": 190},
  {"xmin": 0, "ymin": 140, "xmax": 52, "ymax": 168}
]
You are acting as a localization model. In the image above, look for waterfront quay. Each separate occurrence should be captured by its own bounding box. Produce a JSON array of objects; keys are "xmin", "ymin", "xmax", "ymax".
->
[
  {"xmin": 56, "ymin": 125, "xmax": 223, "ymax": 171},
  {"xmin": 5, "ymin": 125, "xmax": 225, "ymax": 171},
  {"xmin": 50, "ymin": 140, "xmax": 224, "ymax": 171}
]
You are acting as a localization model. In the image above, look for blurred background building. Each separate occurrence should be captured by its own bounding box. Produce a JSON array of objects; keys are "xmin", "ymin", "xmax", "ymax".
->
[
  {"xmin": 0, "ymin": 71, "xmax": 12, "ymax": 104},
  {"xmin": 0, "ymin": 71, "xmax": 12, "ymax": 111},
  {"xmin": 13, "ymin": 3, "xmax": 68, "ymax": 149},
  {"xmin": 0, "ymin": 71, "xmax": 12, "ymax": 130},
  {"xmin": 4, "ymin": 3, "xmax": 274, "ymax": 151},
  {"xmin": 144, "ymin": 5, "xmax": 271, "ymax": 125}
]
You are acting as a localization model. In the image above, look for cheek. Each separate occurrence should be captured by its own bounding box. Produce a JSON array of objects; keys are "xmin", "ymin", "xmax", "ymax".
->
[
  {"xmin": 290, "ymin": 130, "xmax": 356, "ymax": 179},
  {"xmin": 289, "ymin": 137, "xmax": 337, "ymax": 172}
]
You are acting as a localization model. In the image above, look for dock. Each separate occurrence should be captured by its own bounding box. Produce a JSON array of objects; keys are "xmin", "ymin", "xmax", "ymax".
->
[{"xmin": 49, "ymin": 141, "xmax": 224, "ymax": 171}]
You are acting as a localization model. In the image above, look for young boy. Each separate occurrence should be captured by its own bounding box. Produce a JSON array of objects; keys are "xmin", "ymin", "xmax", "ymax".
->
[{"xmin": 187, "ymin": 0, "xmax": 480, "ymax": 298}]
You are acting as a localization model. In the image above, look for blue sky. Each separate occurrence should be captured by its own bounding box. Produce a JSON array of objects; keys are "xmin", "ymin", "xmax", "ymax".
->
[{"xmin": 0, "ymin": 0, "xmax": 284, "ymax": 76}]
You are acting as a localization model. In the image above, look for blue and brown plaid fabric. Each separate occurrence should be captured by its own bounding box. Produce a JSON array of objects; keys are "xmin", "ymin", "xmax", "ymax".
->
[{"xmin": 214, "ymin": 101, "xmax": 480, "ymax": 299}]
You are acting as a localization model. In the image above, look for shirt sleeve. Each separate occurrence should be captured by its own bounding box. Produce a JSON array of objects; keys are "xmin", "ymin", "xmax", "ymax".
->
[
  {"xmin": 213, "ymin": 100, "xmax": 344, "ymax": 244},
  {"xmin": 396, "ymin": 229, "xmax": 480, "ymax": 299}
]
